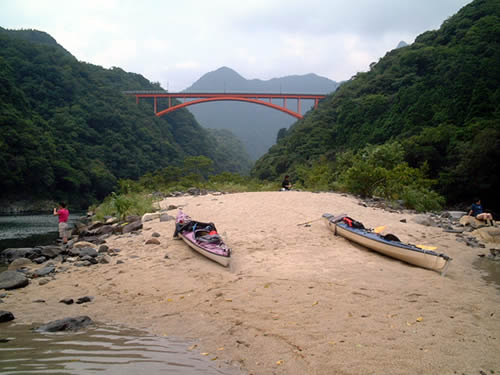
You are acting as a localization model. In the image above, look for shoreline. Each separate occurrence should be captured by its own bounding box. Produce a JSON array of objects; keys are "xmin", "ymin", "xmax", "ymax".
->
[{"xmin": 2, "ymin": 191, "xmax": 500, "ymax": 374}]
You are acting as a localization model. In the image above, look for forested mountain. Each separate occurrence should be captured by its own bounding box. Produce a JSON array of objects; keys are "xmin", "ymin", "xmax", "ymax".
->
[
  {"xmin": 0, "ymin": 28, "xmax": 251, "ymax": 208},
  {"xmin": 184, "ymin": 67, "xmax": 340, "ymax": 159},
  {"xmin": 253, "ymin": 0, "xmax": 500, "ymax": 211}
]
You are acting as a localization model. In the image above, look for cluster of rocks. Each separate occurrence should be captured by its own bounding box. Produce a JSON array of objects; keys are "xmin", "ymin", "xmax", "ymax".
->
[
  {"xmin": 410, "ymin": 212, "xmax": 500, "ymax": 259},
  {"xmin": 359, "ymin": 196, "xmax": 500, "ymax": 258},
  {"xmin": 0, "ymin": 208, "xmax": 177, "ymax": 294},
  {"xmin": 0, "ymin": 207, "xmax": 178, "ymax": 327}
]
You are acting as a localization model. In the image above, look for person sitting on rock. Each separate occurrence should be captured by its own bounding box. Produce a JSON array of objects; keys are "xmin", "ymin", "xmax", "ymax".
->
[{"xmin": 468, "ymin": 198, "xmax": 495, "ymax": 226}]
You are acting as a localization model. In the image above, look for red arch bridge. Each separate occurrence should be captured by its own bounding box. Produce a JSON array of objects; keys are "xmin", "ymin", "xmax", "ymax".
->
[{"xmin": 123, "ymin": 91, "xmax": 327, "ymax": 119}]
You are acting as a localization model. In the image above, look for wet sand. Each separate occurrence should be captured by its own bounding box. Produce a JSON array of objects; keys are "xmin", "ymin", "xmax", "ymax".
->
[{"xmin": 3, "ymin": 191, "xmax": 500, "ymax": 374}]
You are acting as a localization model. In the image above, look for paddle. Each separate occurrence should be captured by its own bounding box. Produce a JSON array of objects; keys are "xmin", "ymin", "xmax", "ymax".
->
[
  {"xmin": 416, "ymin": 244, "xmax": 438, "ymax": 251},
  {"xmin": 297, "ymin": 218, "xmax": 322, "ymax": 226}
]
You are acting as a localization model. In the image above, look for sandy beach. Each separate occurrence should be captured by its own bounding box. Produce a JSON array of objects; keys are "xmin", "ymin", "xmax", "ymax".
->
[{"xmin": 3, "ymin": 191, "xmax": 500, "ymax": 374}]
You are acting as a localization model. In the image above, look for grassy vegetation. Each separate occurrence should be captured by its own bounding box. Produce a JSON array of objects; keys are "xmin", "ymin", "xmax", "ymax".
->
[{"xmin": 91, "ymin": 147, "xmax": 444, "ymax": 221}]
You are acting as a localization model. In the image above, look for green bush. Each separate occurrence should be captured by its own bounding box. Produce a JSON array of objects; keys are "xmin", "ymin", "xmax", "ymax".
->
[
  {"xmin": 93, "ymin": 192, "xmax": 155, "ymax": 221},
  {"xmin": 400, "ymin": 186, "xmax": 445, "ymax": 212}
]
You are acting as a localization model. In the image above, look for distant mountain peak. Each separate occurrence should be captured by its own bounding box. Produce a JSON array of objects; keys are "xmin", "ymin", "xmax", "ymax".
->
[{"xmin": 396, "ymin": 40, "xmax": 409, "ymax": 49}]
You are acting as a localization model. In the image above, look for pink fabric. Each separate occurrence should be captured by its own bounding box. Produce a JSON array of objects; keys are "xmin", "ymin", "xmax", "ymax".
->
[{"xmin": 57, "ymin": 208, "xmax": 69, "ymax": 223}]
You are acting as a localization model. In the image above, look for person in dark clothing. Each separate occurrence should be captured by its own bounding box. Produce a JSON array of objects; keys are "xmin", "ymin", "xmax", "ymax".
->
[
  {"xmin": 468, "ymin": 198, "xmax": 495, "ymax": 226},
  {"xmin": 281, "ymin": 175, "xmax": 292, "ymax": 191}
]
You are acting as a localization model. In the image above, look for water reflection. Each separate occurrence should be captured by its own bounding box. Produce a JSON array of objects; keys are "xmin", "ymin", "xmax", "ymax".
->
[
  {"xmin": 0, "ymin": 323, "xmax": 242, "ymax": 375},
  {"xmin": 474, "ymin": 256, "xmax": 500, "ymax": 290}
]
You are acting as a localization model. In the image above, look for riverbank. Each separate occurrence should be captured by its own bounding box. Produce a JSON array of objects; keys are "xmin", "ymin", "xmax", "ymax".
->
[{"xmin": 2, "ymin": 191, "xmax": 499, "ymax": 374}]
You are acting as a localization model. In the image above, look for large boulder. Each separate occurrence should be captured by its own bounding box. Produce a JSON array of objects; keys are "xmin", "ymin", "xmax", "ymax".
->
[
  {"xmin": 0, "ymin": 271, "xmax": 29, "ymax": 290},
  {"xmin": 142, "ymin": 213, "xmax": 160, "ymax": 222},
  {"xmin": 8, "ymin": 258, "xmax": 33, "ymax": 270},
  {"xmin": 459, "ymin": 215, "xmax": 488, "ymax": 229},
  {"xmin": 34, "ymin": 316, "xmax": 93, "ymax": 332},
  {"xmin": 125, "ymin": 215, "xmax": 141, "ymax": 223},
  {"xmin": 122, "ymin": 221, "xmax": 143, "ymax": 234},
  {"xmin": 160, "ymin": 214, "xmax": 175, "ymax": 222},
  {"xmin": 0, "ymin": 247, "xmax": 41, "ymax": 264},
  {"xmin": 73, "ymin": 241, "xmax": 97, "ymax": 249},
  {"xmin": 33, "ymin": 265, "xmax": 56, "ymax": 278},
  {"xmin": 472, "ymin": 227, "xmax": 500, "ymax": 244},
  {"xmin": 94, "ymin": 225, "xmax": 114, "ymax": 235},
  {"xmin": 79, "ymin": 248, "xmax": 98, "ymax": 258},
  {"xmin": 40, "ymin": 246, "xmax": 64, "ymax": 259}
]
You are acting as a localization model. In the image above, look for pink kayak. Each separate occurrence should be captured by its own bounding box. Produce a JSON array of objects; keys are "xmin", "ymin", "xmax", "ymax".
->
[{"xmin": 174, "ymin": 210, "xmax": 231, "ymax": 267}]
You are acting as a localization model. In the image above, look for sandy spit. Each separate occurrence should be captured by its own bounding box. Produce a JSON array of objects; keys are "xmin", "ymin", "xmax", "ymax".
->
[{"xmin": 3, "ymin": 191, "xmax": 500, "ymax": 375}]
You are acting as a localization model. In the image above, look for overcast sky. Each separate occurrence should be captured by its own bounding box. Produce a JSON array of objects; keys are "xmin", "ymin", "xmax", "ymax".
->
[{"xmin": 1, "ymin": 0, "xmax": 472, "ymax": 91}]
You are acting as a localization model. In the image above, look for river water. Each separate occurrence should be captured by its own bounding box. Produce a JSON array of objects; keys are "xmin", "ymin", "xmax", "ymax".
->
[
  {"xmin": 0, "ymin": 214, "xmax": 244, "ymax": 374},
  {"xmin": 0, "ymin": 323, "xmax": 241, "ymax": 375},
  {"xmin": 0, "ymin": 212, "xmax": 83, "ymax": 251}
]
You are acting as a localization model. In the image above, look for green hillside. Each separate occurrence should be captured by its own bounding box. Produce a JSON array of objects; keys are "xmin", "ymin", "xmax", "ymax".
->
[
  {"xmin": 0, "ymin": 28, "xmax": 251, "ymax": 207},
  {"xmin": 253, "ymin": 0, "xmax": 500, "ymax": 211}
]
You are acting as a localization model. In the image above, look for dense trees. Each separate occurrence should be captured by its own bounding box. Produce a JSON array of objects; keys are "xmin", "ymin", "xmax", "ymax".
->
[
  {"xmin": 252, "ymin": 0, "xmax": 500, "ymax": 212},
  {"xmin": 0, "ymin": 28, "xmax": 251, "ymax": 207}
]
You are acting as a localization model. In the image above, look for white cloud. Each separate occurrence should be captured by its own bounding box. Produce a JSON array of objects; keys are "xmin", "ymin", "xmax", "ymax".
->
[{"xmin": 0, "ymin": 0, "xmax": 473, "ymax": 91}]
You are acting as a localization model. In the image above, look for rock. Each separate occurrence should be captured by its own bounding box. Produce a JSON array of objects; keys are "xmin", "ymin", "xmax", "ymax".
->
[
  {"xmin": 152, "ymin": 232, "xmax": 161, "ymax": 238},
  {"xmin": 187, "ymin": 187, "xmax": 201, "ymax": 195},
  {"xmin": 94, "ymin": 225, "xmax": 114, "ymax": 235},
  {"xmin": 33, "ymin": 299, "xmax": 46, "ymax": 303},
  {"xmin": 459, "ymin": 215, "xmax": 489, "ymax": 229},
  {"xmin": 38, "ymin": 279, "xmax": 50, "ymax": 286},
  {"xmin": 34, "ymin": 316, "xmax": 93, "ymax": 332},
  {"xmin": 32, "ymin": 256, "xmax": 47, "ymax": 264},
  {"xmin": 73, "ymin": 241, "xmax": 97, "ymax": 249},
  {"xmin": 59, "ymin": 298, "xmax": 74, "ymax": 305},
  {"xmin": 8, "ymin": 258, "xmax": 33, "ymax": 270},
  {"xmin": 125, "ymin": 215, "xmax": 141, "ymax": 223},
  {"xmin": 471, "ymin": 227, "xmax": 500, "ymax": 244},
  {"xmin": 99, "ymin": 255, "xmax": 112, "ymax": 264},
  {"xmin": 116, "ymin": 260, "xmax": 125, "ymax": 264},
  {"xmin": 400, "ymin": 219, "xmax": 407, "ymax": 223},
  {"xmin": 88, "ymin": 221, "xmax": 104, "ymax": 231},
  {"xmin": 0, "ymin": 247, "xmax": 41, "ymax": 264},
  {"xmin": 40, "ymin": 246, "xmax": 64, "ymax": 258},
  {"xmin": 443, "ymin": 228, "xmax": 464, "ymax": 233},
  {"xmin": 166, "ymin": 205, "xmax": 178, "ymax": 211},
  {"xmin": 33, "ymin": 265, "xmax": 56, "ymax": 277},
  {"xmin": 75, "ymin": 261, "xmax": 92, "ymax": 267},
  {"xmin": 145, "ymin": 238, "xmax": 161, "ymax": 245},
  {"xmin": 77, "ymin": 236, "xmax": 106, "ymax": 245},
  {"xmin": 79, "ymin": 248, "xmax": 98, "ymax": 258},
  {"xmin": 0, "ymin": 310, "xmax": 15, "ymax": 323},
  {"xmin": 164, "ymin": 253, "xmax": 170, "ymax": 259},
  {"xmin": 122, "ymin": 221, "xmax": 143, "ymax": 234},
  {"xmin": 76, "ymin": 296, "xmax": 93, "ymax": 304},
  {"xmin": 98, "ymin": 245, "xmax": 109, "ymax": 253},
  {"xmin": 105, "ymin": 217, "xmax": 118, "ymax": 224},
  {"xmin": 142, "ymin": 213, "xmax": 160, "ymax": 222},
  {"xmin": 446, "ymin": 211, "xmax": 467, "ymax": 220},
  {"xmin": 0, "ymin": 271, "xmax": 29, "ymax": 290},
  {"xmin": 412, "ymin": 215, "xmax": 438, "ymax": 227},
  {"xmin": 160, "ymin": 214, "xmax": 175, "ymax": 222}
]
